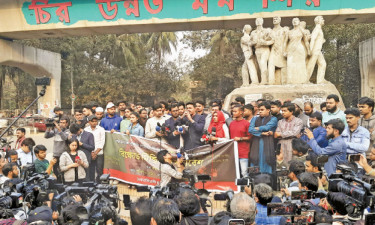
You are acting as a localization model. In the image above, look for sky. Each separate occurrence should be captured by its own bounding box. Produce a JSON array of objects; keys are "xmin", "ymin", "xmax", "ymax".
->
[{"xmin": 165, "ymin": 31, "xmax": 208, "ymax": 69}]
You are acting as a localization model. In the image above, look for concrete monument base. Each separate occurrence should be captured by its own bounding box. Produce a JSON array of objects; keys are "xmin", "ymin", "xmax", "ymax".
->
[{"xmin": 223, "ymin": 82, "xmax": 344, "ymax": 111}]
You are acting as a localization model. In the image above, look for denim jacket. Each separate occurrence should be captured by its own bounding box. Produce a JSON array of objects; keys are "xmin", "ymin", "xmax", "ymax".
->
[
  {"xmin": 341, "ymin": 125, "xmax": 370, "ymax": 155},
  {"xmin": 126, "ymin": 123, "xmax": 144, "ymax": 137}
]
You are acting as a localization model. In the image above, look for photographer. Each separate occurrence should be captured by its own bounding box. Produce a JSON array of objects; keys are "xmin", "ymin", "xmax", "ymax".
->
[
  {"xmin": 291, "ymin": 138, "xmax": 309, "ymax": 162},
  {"xmin": 156, "ymin": 150, "xmax": 184, "ymax": 187},
  {"xmin": 297, "ymin": 172, "xmax": 320, "ymax": 205},
  {"xmin": 16, "ymin": 137, "xmax": 36, "ymax": 166},
  {"xmin": 151, "ymin": 198, "xmax": 181, "ymax": 225},
  {"xmin": 1, "ymin": 162, "xmax": 19, "ymax": 187},
  {"xmin": 8, "ymin": 150, "xmax": 19, "ymax": 164},
  {"xmin": 300, "ymin": 112, "xmax": 328, "ymax": 148},
  {"xmin": 358, "ymin": 154, "xmax": 375, "ymax": 176},
  {"xmin": 305, "ymin": 118, "xmax": 347, "ymax": 176},
  {"xmin": 44, "ymin": 115, "xmax": 70, "ymax": 182},
  {"xmin": 59, "ymin": 139, "xmax": 89, "ymax": 185},
  {"xmin": 305, "ymin": 152, "xmax": 328, "ymax": 191},
  {"xmin": 34, "ymin": 145, "xmax": 56, "ymax": 176},
  {"xmin": 327, "ymin": 192, "xmax": 355, "ymax": 222},
  {"xmin": 253, "ymin": 183, "xmax": 286, "ymax": 224},
  {"xmin": 230, "ymin": 192, "xmax": 257, "ymax": 225},
  {"xmin": 281, "ymin": 160, "xmax": 305, "ymax": 196},
  {"xmin": 175, "ymin": 188, "xmax": 209, "ymax": 225}
]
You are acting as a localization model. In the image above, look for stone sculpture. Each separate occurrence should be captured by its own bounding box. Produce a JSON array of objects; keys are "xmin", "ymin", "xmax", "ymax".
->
[
  {"xmin": 307, "ymin": 16, "xmax": 327, "ymax": 84},
  {"xmin": 251, "ymin": 18, "xmax": 274, "ymax": 84},
  {"xmin": 268, "ymin": 16, "xmax": 289, "ymax": 85},
  {"xmin": 241, "ymin": 24, "xmax": 259, "ymax": 86},
  {"xmin": 240, "ymin": 16, "xmax": 327, "ymax": 86},
  {"xmin": 285, "ymin": 18, "xmax": 310, "ymax": 84}
]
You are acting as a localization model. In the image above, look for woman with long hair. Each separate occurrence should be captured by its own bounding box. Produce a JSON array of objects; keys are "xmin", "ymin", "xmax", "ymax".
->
[
  {"xmin": 59, "ymin": 139, "xmax": 89, "ymax": 185},
  {"xmin": 125, "ymin": 112, "xmax": 144, "ymax": 137}
]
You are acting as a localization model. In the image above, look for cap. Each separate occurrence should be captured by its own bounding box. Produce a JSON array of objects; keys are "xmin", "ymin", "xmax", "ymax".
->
[
  {"xmin": 106, "ymin": 103, "xmax": 115, "ymax": 109},
  {"xmin": 27, "ymin": 206, "xmax": 53, "ymax": 223},
  {"xmin": 88, "ymin": 115, "xmax": 97, "ymax": 121},
  {"xmin": 95, "ymin": 107, "xmax": 104, "ymax": 113},
  {"xmin": 291, "ymin": 98, "xmax": 304, "ymax": 110},
  {"xmin": 53, "ymin": 106, "xmax": 62, "ymax": 112}
]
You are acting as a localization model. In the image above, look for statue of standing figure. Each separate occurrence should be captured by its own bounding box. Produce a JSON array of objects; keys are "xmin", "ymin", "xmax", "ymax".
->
[
  {"xmin": 239, "ymin": 16, "xmax": 328, "ymax": 86},
  {"xmin": 268, "ymin": 16, "xmax": 289, "ymax": 85},
  {"xmin": 251, "ymin": 18, "xmax": 274, "ymax": 84},
  {"xmin": 307, "ymin": 16, "xmax": 327, "ymax": 83},
  {"xmin": 241, "ymin": 25, "xmax": 259, "ymax": 86}
]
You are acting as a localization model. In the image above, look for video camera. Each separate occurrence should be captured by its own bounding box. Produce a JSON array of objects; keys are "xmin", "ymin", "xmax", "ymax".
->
[
  {"xmin": 45, "ymin": 116, "xmax": 59, "ymax": 128},
  {"xmin": 328, "ymin": 164, "xmax": 375, "ymax": 219}
]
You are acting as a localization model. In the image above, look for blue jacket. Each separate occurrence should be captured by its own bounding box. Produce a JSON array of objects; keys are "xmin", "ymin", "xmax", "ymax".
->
[
  {"xmin": 341, "ymin": 125, "xmax": 370, "ymax": 155},
  {"xmin": 301, "ymin": 126, "xmax": 328, "ymax": 148},
  {"xmin": 126, "ymin": 123, "xmax": 144, "ymax": 137},
  {"xmin": 100, "ymin": 114, "xmax": 122, "ymax": 132},
  {"xmin": 307, "ymin": 136, "xmax": 347, "ymax": 176}
]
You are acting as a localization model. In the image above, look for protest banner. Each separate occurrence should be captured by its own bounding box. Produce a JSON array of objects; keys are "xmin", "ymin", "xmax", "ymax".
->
[{"xmin": 103, "ymin": 132, "xmax": 240, "ymax": 192}]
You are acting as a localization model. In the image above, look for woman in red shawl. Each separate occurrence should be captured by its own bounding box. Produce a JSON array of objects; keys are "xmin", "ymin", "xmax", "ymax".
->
[{"xmin": 208, "ymin": 111, "xmax": 230, "ymax": 142}]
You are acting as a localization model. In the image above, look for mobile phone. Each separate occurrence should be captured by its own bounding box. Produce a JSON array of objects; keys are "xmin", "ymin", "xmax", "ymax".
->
[
  {"xmin": 349, "ymin": 154, "xmax": 361, "ymax": 162},
  {"xmin": 228, "ymin": 219, "xmax": 245, "ymax": 225}
]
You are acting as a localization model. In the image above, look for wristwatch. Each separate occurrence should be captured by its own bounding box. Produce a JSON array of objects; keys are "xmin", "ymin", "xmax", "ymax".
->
[{"xmin": 240, "ymin": 137, "xmax": 243, "ymax": 141}]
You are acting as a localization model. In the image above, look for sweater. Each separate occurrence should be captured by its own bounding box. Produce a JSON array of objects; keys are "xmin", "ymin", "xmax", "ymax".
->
[{"xmin": 59, "ymin": 150, "xmax": 89, "ymax": 182}]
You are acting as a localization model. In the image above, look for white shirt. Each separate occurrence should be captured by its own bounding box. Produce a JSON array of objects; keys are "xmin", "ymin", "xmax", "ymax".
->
[
  {"xmin": 84, "ymin": 125, "xmax": 106, "ymax": 155},
  {"xmin": 16, "ymin": 148, "xmax": 35, "ymax": 166},
  {"xmin": 145, "ymin": 116, "xmax": 168, "ymax": 142}
]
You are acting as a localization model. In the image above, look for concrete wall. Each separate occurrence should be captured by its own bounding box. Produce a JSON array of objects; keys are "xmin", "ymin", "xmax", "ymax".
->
[
  {"xmin": 359, "ymin": 37, "xmax": 375, "ymax": 99},
  {"xmin": 0, "ymin": 39, "xmax": 61, "ymax": 117}
]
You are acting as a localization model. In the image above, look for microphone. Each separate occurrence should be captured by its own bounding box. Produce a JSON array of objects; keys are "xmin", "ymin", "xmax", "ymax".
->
[
  {"xmin": 211, "ymin": 127, "xmax": 216, "ymax": 137},
  {"xmin": 156, "ymin": 122, "xmax": 161, "ymax": 132}
]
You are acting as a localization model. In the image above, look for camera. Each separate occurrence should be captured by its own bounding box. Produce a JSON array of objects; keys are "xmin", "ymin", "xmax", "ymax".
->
[
  {"xmin": 349, "ymin": 154, "xmax": 361, "ymax": 162},
  {"xmin": 45, "ymin": 116, "xmax": 59, "ymax": 128}
]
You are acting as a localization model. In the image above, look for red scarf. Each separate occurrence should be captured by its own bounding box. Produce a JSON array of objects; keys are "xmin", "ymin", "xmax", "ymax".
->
[{"xmin": 208, "ymin": 111, "xmax": 226, "ymax": 138}]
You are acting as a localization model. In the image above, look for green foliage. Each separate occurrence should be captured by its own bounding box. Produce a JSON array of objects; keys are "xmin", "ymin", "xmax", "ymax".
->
[{"xmin": 1, "ymin": 23, "xmax": 375, "ymax": 111}]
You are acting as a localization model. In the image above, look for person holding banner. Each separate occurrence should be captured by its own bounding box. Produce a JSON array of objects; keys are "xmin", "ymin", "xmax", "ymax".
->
[{"xmin": 156, "ymin": 150, "xmax": 184, "ymax": 187}]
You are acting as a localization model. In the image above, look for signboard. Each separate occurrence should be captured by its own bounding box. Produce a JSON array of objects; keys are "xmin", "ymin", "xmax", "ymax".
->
[{"xmin": 20, "ymin": 0, "xmax": 375, "ymax": 26}]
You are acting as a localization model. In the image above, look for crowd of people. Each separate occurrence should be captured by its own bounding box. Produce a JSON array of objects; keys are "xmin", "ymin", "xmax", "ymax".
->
[{"xmin": 2, "ymin": 93, "xmax": 375, "ymax": 224}]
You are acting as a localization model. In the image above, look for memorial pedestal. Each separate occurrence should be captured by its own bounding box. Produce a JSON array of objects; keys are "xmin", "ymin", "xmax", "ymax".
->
[{"xmin": 223, "ymin": 82, "xmax": 344, "ymax": 111}]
